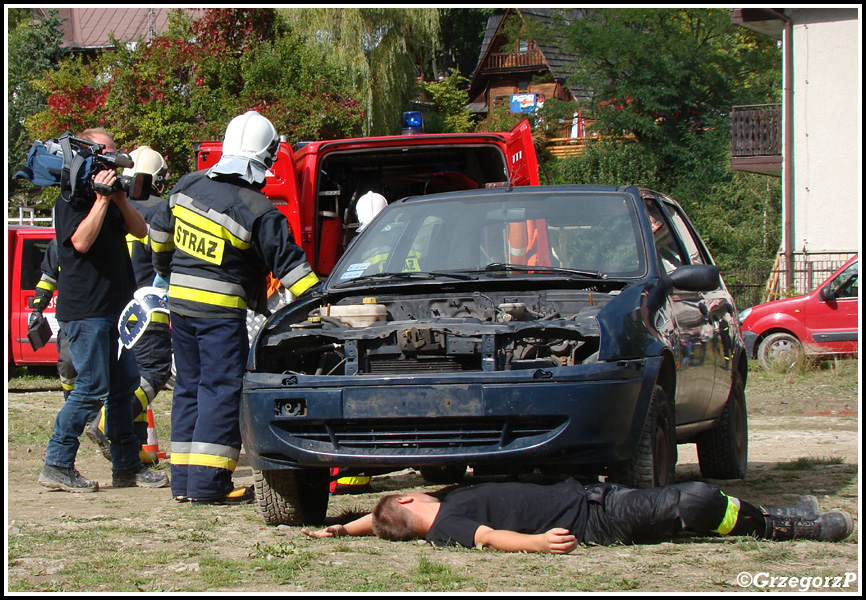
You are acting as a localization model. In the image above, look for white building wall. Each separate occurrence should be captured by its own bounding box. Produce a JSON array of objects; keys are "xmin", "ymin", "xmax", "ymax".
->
[{"xmin": 789, "ymin": 8, "xmax": 860, "ymax": 255}]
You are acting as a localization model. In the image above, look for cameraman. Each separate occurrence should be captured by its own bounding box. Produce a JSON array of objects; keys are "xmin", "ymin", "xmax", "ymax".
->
[{"xmin": 39, "ymin": 128, "xmax": 168, "ymax": 493}]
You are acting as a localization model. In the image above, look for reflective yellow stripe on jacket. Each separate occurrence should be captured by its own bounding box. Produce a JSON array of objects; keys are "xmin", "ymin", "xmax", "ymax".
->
[{"xmin": 169, "ymin": 273, "xmax": 249, "ymax": 311}]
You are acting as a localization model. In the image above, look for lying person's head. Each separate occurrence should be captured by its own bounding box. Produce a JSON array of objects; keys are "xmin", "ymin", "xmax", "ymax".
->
[
  {"xmin": 372, "ymin": 494, "xmax": 417, "ymax": 540},
  {"xmin": 371, "ymin": 493, "xmax": 442, "ymax": 541}
]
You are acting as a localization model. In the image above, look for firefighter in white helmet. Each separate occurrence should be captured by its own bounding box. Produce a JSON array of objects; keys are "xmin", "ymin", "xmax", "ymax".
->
[
  {"xmin": 150, "ymin": 111, "xmax": 318, "ymax": 504},
  {"xmin": 86, "ymin": 145, "xmax": 174, "ymax": 466},
  {"xmin": 356, "ymin": 190, "xmax": 388, "ymax": 232}
]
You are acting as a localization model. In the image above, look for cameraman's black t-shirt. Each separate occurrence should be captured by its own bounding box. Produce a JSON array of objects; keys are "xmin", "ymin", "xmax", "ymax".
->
[
  {"xmin": 425, "ymin": 479, "xmax": 588, "ymax": 549},
  {"xmin": 54, "ymin": 194, "xmax": 136, "ymax": 321}
]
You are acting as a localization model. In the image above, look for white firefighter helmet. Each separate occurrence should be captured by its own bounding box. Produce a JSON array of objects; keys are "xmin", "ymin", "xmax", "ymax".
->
[
  {"xmin": 128, "ymin": 146, "xmax": 167, "ymax": 187},
  {"xmin": 222, "ymin": 110, "xmax": 280, "ymax": 168},
  {"xmin": 356, "ymin": 191, "xmax": 388, "ymax": 231}
]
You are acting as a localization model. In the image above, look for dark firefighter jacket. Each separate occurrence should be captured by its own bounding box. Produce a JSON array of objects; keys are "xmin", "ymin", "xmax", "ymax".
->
[{"xmin": 149, "ymin": 170, "xmax": 317, "ymax": 319}]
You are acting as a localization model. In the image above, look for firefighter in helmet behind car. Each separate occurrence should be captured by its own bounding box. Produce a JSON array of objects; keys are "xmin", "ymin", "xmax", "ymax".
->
[{"xmin": 150, "ymin": 111, "xmax": 319, "ymax": 504}]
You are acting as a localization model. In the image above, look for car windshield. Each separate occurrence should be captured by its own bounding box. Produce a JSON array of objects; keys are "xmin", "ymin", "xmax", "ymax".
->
[{"xmin": 329, "ymin": 189, "xmax": 646, "ymax": 288}]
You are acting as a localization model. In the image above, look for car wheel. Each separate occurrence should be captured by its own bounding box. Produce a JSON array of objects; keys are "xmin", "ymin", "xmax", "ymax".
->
[
  {"xmin": 419, "ymin": 464, "xmax": 467, "ymax": 484},
  {"xmin": 696, "ymin": 373, "xmax": 748, "ymax": 480},
  {"xmin": 757, "ymin": 332, "xmax": 803, "ymax": 370},
  {"xmin": 611, "ymin": 385, "xmax": 676, "ymax": 488},
  {"xmin": 254, "ymin": 468, "xmax": 330, "ymax": 526}
]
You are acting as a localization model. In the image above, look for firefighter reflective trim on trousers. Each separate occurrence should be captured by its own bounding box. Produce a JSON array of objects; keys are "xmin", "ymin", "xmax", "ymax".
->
[
  {"xmin": 149, "ymin": 227, "xmax": 175, "ymax": 253},
  {"xmin": 712, "ymin": 494, "xmax": 741, "ymax": 535},
  {"xmin": 171, "ymin": 442, "xmax": 240, "ymax": 471},
  {"xmin": 138, "ymin": 377, "xmax": 157, "ymax": 406},
  {"xmin": 172, "ymin": 194, "xmax": 253, "ymax": 249},
  {"xmin": 169, "ymin": 273, "xmax": 248, "ymax": 310}
]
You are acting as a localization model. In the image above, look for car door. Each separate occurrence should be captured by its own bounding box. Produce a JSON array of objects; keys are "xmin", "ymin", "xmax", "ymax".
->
[
  {"xmin": 643, "ymin": 196, "xmax": 715, "ymax": 426},
  {"xmin": 805, "ymin": 259, "xmax": 859, "ymax": 354},
  {"xmin": 659, "ymin": 198, "xmax": 734, "ymax": 418},
  {"xmin": 505, "ymin": 118, "xmax": 541, "ymax": 186}
]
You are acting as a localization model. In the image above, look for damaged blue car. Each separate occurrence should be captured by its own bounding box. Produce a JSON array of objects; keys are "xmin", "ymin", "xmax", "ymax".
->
[{"xmin": 241, "ymin": 185, "xmax": 748, "ymax": 525}]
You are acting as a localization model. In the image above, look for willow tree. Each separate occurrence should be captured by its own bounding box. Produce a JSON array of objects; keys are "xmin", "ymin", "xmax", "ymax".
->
[{"xmin": 280, "ymin": 8, "xmax": 440, "ymax": 136}]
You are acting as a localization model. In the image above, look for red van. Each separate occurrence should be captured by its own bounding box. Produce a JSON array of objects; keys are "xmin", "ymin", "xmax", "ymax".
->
[
  {"xmin": 8, "ymin": 225, "xmax": 59, "ymax": 368},
  {"xmin": 739, "ymin": 255, "xmax": 859, "ymax": 368}
]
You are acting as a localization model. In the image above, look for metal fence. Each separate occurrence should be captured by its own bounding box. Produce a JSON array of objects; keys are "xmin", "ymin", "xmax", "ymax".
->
[{"xmin": 722, "ymin": 252, "xmax": 856, "ymax": 310}]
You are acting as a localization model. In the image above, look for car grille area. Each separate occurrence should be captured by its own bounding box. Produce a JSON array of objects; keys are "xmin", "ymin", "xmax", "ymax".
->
[{"xmin": 276, "ymin": 416, "xmax": 568, "ymax": 453}]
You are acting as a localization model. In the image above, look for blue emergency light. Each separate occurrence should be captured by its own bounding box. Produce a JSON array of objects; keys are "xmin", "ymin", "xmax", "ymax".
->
[{"xmin": 402, "ymin": 111, "xmax": 424, "ymax": 135}]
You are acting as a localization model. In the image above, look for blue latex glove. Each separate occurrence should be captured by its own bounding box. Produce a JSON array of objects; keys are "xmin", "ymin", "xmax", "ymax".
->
[{"xmin": 152, "ymin": 272, "xmax": 169, "ymax": 289}]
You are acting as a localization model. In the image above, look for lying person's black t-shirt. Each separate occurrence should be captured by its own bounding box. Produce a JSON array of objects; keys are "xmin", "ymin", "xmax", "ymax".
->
[{"xmin": 425, "ymin": 478, "xmax": 588, "ymax": 548}]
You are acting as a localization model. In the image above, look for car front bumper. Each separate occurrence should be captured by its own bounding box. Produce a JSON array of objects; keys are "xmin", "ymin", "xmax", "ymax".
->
[{"xmin": 241, "ymin": 356, "xmax": 662, "ymax": 472}]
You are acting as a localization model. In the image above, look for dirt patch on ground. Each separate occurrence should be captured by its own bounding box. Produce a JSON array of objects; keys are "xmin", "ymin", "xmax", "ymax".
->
[{"xmin": 6, "ymin": 363, "xmax": 860, "ymax": 592}]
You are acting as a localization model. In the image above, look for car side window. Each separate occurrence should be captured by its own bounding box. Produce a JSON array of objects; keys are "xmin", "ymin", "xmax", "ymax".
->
[
  {"xmin": 661, "ymin": 202, "xmax": 706, "ymax": 265},
  {"xmin": 644, "ymin": 198, "xmax": 683, "ymax": 275},
  {"xmin": 830, "ymin": 262, "xmax": 858, "ymax": 299}
]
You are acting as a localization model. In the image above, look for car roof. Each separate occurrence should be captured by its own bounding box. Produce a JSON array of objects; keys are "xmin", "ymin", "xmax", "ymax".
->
[{"xmin": 395, "ymin": 184, "xmax": 647, "ymax": 205}]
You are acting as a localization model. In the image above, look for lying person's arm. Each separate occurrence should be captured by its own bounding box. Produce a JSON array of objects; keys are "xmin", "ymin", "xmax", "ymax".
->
[
  {"xmin": 302, "ymin": 513, "xmax": 373, "ymax": 538},
  {"xmin": 473, "ymin": 526, "xmax": 577, "ymax": 554}
]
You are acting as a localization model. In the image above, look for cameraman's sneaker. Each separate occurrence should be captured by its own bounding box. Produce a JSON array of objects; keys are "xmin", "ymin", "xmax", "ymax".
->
[
  {"xmin": 112, "ymin": 465, "xmax": 169, "ymax": 488},
  {"xmin": 39, "ymin": 464, "xmax": 99, "ymax": 493}
]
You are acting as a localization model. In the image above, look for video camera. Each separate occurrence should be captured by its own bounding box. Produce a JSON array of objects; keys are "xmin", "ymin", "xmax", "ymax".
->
[{"xmin": 15, "ymin": 132, "xmax": 154, "ymax": 201}]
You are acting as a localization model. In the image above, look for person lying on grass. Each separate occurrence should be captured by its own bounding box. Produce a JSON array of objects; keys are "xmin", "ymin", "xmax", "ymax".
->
[{"xmin": 303, "ymin": 479, "xmax": 853, "ymax": 552}]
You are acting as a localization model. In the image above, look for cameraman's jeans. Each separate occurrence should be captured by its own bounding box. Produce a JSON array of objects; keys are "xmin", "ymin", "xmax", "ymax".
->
[{"xmin": 45, "ymin": 317, "xmax": 141, "ymax": 472}]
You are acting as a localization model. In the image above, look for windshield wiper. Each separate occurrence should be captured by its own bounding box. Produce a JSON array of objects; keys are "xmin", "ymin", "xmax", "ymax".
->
[
  {"xmin": 331, "ymin": 270, "xmax": 475, "ymax": 289},
  {"xmin": 481, "ymin": 262, "xmax": 608, "ymax": 279}
]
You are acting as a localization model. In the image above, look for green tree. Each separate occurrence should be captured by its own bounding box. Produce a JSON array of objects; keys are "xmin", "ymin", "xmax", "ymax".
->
[
  {"xmin": 419, "ymin": 71, "xmax": 474, "ymax": 133},
  {"xmin": 280, "ymin": 8, "xmax": 440, "ymax": 136},
  {"xmin": 8, "ymin": 8, "xmax": 67, "ymax": 209},
  {"xmin": 552, "ymin": 8, "xmax": 782, "ymax": 272},
  {"xmin": 435, "ymin": 8, "xmax": 497, "ymax": 77},
  {"xmin": 23, "ymin": 9, "xmax": 364, "ymax": 194},
  {"xmin": 564, "ymin": 9, "xmax": 779, "ymax": 164}
]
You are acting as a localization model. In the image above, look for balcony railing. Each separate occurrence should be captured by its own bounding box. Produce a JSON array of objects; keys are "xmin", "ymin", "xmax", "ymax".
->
[
  {"xmin": 485, "ymin": 50, "xmax": 546, "ymax": 70},
  {"xmin": 731, "ymin": 104, "xmax": 781, "ymax": 157}
]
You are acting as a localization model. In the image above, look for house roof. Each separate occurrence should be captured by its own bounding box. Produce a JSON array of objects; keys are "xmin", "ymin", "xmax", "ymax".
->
[
  {"xmin": 470, "ymin": 8, "xmax": 585, "ymax": 101},
  {"xmin": 32, "ymin": 8, "xmax": 203, "ymax": 51}
]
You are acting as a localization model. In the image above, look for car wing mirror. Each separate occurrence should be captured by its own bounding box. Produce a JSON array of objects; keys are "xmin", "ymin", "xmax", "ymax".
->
[
  {"xmin": 669, "ymin": 264, "xmax": 720, "ymax": 292},
  {"xmin": 818, "ymin": 285, "xmax": 836, "ymax": 302}
]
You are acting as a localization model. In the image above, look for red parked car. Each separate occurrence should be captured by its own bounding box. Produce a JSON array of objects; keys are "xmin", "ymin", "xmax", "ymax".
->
[{"xmin": 739, "ymin": 254, "xmax": 859, "ymax": 369}]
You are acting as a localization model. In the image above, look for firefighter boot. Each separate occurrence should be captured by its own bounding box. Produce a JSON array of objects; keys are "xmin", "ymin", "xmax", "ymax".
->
[
  {"xmin": 763, "ymin": 495, "xmax": 821, "ymax": 519},
  {"xmin": 763, "ymin": 510, "xmax": 854, "ymax": 542},
  {"xmin": 85, "ymin": 408, "xmax": 112, "ymax": 461}
]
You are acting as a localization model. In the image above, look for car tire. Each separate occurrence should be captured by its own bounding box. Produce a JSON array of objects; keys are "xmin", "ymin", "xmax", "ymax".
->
[
  {"xmin": 610, "ymin": 385, "xmax": 676, "ymax": 488},
  {"xmin": 757, "ymin": 332, "xmax": 803, "ymax": 370},
  {"xmin": 696, "ymin": 373, "xmax": 748, "ymax": 480},
  {"xmin": 254, "ymin": 468, "xmax": 330, "ymax": 526},
  {"xmin": 419, "ymin": 464, "xmax": 467, "ymax": 484}
]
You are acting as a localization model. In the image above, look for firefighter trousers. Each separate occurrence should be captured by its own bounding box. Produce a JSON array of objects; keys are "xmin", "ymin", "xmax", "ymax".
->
[
  {"xmin": 582, "ymin": 481, "xmax": 766, "ymax": 545},
  {"xmin": 169, "ymin": 313, "xmax": 248, "ymax": 500},
  {"xmin": 130, "ymin": 324, "xmax": 173, "ymax": 443}
]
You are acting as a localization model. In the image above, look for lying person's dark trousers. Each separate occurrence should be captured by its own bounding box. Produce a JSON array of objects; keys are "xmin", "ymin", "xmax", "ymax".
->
[{"xmin": 583, "ymin": 481, "xmax": 765, "ymax": 545}]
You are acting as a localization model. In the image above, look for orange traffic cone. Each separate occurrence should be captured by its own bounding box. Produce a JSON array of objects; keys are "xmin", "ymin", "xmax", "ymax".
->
[{"xmin": 143, "ymin": 406, "xmax": 167, "ymax": 460}]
